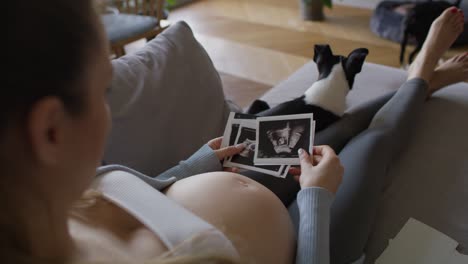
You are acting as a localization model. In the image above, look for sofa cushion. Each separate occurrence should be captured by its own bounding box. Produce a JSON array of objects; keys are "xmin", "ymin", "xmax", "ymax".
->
[
  {"xmin": 260, "ymin": 60, "xmax": 468, "ymax": 261},
  {"xmin": 103, "ymin": 21, "xmax": 232, "ymax": 175}
]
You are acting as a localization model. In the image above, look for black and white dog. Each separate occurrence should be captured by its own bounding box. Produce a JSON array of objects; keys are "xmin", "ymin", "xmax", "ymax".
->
[{"xmin": 246, "ymin": 44, "xmax": 369, "ymax": 132}]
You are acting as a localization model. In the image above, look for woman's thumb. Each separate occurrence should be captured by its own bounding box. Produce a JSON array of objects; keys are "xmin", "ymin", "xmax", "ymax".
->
[
  {"xmin": 298, "ymin": 148, "xmax": 313, "ymax": 167},
  {"xmin": 216, "ymin": 143, "xmax": 245, "ymax": 159}
]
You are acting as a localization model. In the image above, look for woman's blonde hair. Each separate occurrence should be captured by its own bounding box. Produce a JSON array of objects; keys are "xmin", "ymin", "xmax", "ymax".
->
[{"xmin": 2, "ymin": 0, "xmax": 240, "ymax": 263}]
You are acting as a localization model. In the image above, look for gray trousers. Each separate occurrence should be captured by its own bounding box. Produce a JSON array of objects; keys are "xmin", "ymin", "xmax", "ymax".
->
[{"xmin": 242, "ymin": 78, "xmax": 428, "ymax": 263}]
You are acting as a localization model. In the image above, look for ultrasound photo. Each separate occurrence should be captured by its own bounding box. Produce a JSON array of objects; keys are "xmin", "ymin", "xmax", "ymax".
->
[
  {"xmin": 220, "ymin": 112, "xmax": 309, "ymax": 176},
  {"xmin": 255, "ymin": 114, "xmax": 315, "ymax": 165},
  {"xmin": 229, "ymin": 125, "xmax": 283, "ymax": 176},
  {"xmin": 229, "ymin": 124, "xmax": 240, "ymax": 146},
  {"xmin": 278, "ymin": 165, "xmax": 290, "ymax": 178},
  {"xmin": 221, "ymin": 112, "xmax": 256, "ymax": 149}
]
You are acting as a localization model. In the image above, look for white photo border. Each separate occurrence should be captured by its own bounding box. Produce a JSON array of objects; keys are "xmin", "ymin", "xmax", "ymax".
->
[
  {"xmin": 254, "ymin": 113, "xmax": 315, "ymax": 166},
  {"xmin": 221, "ymin": 113, "xmax": 256, "ymax": 166},
  {"xmin": 226, "ymin": 122, "xmax": 284, "ymax": 177}
]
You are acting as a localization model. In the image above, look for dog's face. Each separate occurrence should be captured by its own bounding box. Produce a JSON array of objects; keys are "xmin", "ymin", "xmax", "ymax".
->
[{"xmin": 313, "ymin": 44, "xmax": 369, "ymax": 90}]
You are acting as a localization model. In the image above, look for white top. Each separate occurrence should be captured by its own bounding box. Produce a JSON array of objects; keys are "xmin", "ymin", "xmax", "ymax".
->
[{"xmin": 92, "ymin": 170, "xmax": 239, "ymax": 259}]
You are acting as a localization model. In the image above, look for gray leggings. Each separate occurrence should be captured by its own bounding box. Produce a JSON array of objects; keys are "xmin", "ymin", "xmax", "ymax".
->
[{"xmin": 242, "ymin": 78, "xmax": 428, "ymax": 263}]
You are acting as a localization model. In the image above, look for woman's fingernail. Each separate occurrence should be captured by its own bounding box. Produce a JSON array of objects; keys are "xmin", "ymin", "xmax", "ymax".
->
[
  {"xmin": 298, "ymin": 149, "xmax": 304, "ymax": 155},
  {"xmin": 236, "ymin": 143, "xmax": 246, "ymax": 149}
]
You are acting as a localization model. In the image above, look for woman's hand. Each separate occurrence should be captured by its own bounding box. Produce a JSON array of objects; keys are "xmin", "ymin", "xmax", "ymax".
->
[
  {"xmin": 289, "ymin": 146, "xmax": 344, "ymax": 194},
  {"xmin": 207, "ymin": 137, "xmax": 246, "ymax": 173}
]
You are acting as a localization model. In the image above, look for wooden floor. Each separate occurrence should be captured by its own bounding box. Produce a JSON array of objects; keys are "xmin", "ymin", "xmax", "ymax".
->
[{"xmin": 166, "ymin": 0, "xmax": 467, "ymax": 108}]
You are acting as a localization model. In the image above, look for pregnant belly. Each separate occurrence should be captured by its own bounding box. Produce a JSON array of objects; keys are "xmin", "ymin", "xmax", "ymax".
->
[{"xmin": 164, "ymin": 172, "xmax": 296, "ymax": 264}]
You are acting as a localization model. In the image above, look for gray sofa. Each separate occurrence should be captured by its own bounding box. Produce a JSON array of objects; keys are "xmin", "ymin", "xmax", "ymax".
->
[{"xmin": 104, "ymin": 21, "xmax": 468, "ymax": 263}]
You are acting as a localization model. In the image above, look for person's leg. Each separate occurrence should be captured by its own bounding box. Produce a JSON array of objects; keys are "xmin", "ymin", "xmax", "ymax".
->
[
  {"xmin": 240, "ymin": 91, "xmax": 395, "ymax": 206},
  {"xmin": 314, "ymin": 92, "xmax": 395, "ymax": 152},
  {"xmin": 329, "ymin": 78, "xmax": 428, "ymax": 263},
  {"xmin": 329, "ymin": 8, "xmax": 465, "ymax": 263}
]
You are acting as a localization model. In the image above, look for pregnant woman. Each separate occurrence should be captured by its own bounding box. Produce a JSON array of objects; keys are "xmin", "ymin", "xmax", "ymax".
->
[{"xmin": 2, "ymin": 1, "xmax": 466, "ymax": 264}]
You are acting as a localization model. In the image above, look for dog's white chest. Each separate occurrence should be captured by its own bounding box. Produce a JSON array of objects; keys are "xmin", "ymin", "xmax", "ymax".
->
[{"xmin": 304, "ymin": 64, "xmax": 349, "ymax": 116}]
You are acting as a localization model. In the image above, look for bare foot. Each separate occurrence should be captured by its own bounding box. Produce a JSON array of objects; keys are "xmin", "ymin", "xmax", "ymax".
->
[
  {"xmin": 428, "ymin": 53, "xmax": 468, "ymax": 95},
  {"xmin": 408, "ymin": 7, "xmax": 465, "ymax": 82}
]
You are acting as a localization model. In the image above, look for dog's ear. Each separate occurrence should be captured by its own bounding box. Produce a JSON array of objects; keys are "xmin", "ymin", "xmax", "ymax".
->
[
  {"xmin": 314, "ymin": 44, "xmax": 333, "ymax": 63},
  {"xmin": 345, "ymin": 48, "xmax": 369, "ymax": 75}
]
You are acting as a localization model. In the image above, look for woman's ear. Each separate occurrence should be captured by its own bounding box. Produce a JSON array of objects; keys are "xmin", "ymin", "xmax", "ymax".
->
[{"xmin": 27, "ymin": 97, "xmax": 68, "ymax": 166}]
